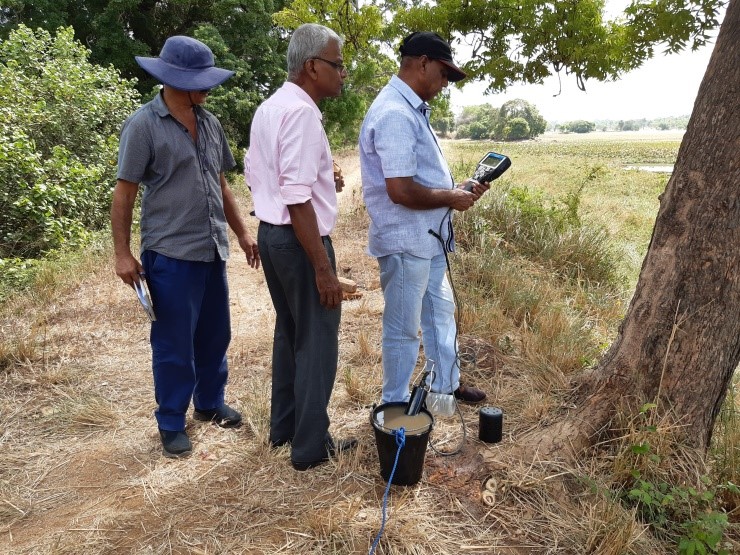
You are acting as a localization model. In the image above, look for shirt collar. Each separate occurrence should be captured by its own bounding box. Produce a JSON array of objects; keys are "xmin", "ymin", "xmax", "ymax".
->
[
  {"xmin": 152, "ymin": 90, "xmax": 170, "ymax": 118},
  {"xmin": 388, "ymin": 75, "xmax": 428, "ymax": 115},
  {"xmin": 151, "ymin": 89, "xmax": 203, "ymax": 119},
  {"xmin": 282, "ymin": 81, "xmax": 324, "ymax": 121}
]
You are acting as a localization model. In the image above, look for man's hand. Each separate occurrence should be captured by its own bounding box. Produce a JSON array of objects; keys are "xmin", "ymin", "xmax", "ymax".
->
[
  {"xmin": 333, "ymin": 160, "xmax": 345, "ymax": 193},
  {"xmin": 238, "ymin": 233, "xmax": 261, "ymax": 269},
  {"xmin": 115, "ymin": 252, "xmax": 144, "ymax": 288},
  {"xmin": 460, "ymin": 179, "xmax": 491, "ymax": 200},
  {"xmin": 287, "ymin": 200, "xmax": 342, "ymax": 310},
  {"xmin": 111, "ymin": 179, "xmax": 142, "ymax": 287},
  {"xmin": 448, "ymin": 188, "xmax": 476, "ymax": 211},
  {"xmin": 222, "ymin": 172, "xmax": 261, "ymax": 269},
  {"xmin": 315, "ymin": 267, "xmax": 343, "ymax": 310},
  {"xmin": 385, "ymin": 176, "xmax": 486, "ymax": 212}
]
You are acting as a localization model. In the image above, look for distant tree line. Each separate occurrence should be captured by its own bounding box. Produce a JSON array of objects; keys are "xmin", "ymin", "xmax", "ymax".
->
[
  {"xmin": 559, "ymin": 120, "xmax": 597, "ymax": 134},
  {"xmin": 552, "ymin": 115, "xmax": 690, "ymax": 133},
  {"xmin": 452, "ymin": 99, "xmax": 547, "ymax": 141},
  {"xmin": 442, "ymin": 105, "xmax": 690, "ymax": 139}
]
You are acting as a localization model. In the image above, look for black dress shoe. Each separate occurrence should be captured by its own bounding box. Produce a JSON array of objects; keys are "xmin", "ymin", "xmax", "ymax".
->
[
  {"xmin": 269, "ymin": 438, "xmax": 292, "ymax": 449},
  {"xmin": 291, "ymin": 458, "xmax": 328, "ymax": 471},
  {"xmin": 193, "ymin": 404, "xmax": 242, "ymax": 428},
  {"xmin": 327, "ymin": 437, "xmax": 358, "ymax": 456},
  {"xmin": 454, "ymin": 384, "xmax": 487, "ymax": 404},
  {"xmin": 291, "ymin": 437, "xmax": 358, "ymax": 471},
  {"xmin": 159, "ymin": 429, "xmax": 192, "ymax": 459}
]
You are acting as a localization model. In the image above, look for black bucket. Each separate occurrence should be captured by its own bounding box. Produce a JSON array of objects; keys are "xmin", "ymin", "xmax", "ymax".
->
[{"xmin": 370, "ymin": 402, "xmax": 434, "ymax": 486}]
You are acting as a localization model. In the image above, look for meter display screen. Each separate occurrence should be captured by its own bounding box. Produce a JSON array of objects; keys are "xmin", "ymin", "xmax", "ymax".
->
[
  {"xmin": 480, "ymin": 152, "xmax": 507, "ymax": 168},
  {"xmin": 469, "ymin": 151, "xmax": 511, "ymax": 185}
]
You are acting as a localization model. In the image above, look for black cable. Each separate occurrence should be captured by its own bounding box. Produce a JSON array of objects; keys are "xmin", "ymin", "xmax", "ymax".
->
[{"xmin": 425, "ymin": 207, "xmax": 467, "ymax": 456}]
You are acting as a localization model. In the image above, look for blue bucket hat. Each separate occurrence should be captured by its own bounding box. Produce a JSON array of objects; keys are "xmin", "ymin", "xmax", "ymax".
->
[{"xmin": 135, "ymin": 36, "xmax": 234, "ymax": 91}]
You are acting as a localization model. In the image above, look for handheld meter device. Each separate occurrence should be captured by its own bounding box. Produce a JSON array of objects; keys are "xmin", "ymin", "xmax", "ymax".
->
[{"xmin": 463, "ymin": 151, "xmax": 511, "ymax": 191}]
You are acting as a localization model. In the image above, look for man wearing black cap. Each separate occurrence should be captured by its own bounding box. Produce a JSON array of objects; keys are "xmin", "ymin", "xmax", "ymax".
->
[
  {"xmin": 111, "ymin": 36, "xmax": 261, "ymax": 458},
  {"xmin": 360, "ymin": 31, "xmax": 488, "ymax": 406}
]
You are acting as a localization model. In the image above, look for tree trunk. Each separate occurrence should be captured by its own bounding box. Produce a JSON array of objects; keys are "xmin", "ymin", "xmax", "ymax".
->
[{"xmin": 521, "ymin": 0, "xmax": 740, "ymax": 458}]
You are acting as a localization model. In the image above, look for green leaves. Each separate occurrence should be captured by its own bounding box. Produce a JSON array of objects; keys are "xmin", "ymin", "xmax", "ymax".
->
[
  {"xmin": 1, "ymin": 1, "xmax": 286, "ymax": 153},
  {"xmin": 625, "ymin": 473, "xmax": 730, "ymax": 554},
  {"xmin": 4, "ymin": 0, "xmax": 722, "ymax": 153},
  {"xmin": 620, "ymin": 404, "xmax": 732, "ymax": 554},
  {"xmin": 0, "ymin": 25, "xmax": 139, "ymax": 258},
  {"xmin": 389, "ymin": 0, "xmax": 723, "ymax": 92},
  {"xmin": 455, "ymin": 99, "xmax": 546, "ymax": 141},
  {"xmin": 631, "ymin": 442, "xmax": 652, "ymax": 455}
]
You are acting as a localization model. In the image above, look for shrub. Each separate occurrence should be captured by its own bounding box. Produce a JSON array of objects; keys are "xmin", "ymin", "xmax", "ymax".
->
[
  {"xmin": 0, "ymin": 25, "xmax": 139, "ymax": 258},
  {"xmin": 504, "ymin": 117, "xmax": 531, "ymax": 140},
  {"xmin": 464, "ymin": 183, "xmax": 623, "ymax": 285},
  {"xmin": 618, "ymin": 404, "xmax": 736, "ymax": 555},
  {"xmin": 562, "ymin": 120, "xmax": 597, "ymax": 133}
]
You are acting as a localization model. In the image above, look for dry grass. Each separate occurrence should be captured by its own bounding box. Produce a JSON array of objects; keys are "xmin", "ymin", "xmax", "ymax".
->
[
  {"xmin": 0, "ymin": 336, "xmax": 38, "ymax": 372},
  {"xmin": 712, "ymin": 383, "xmax": 740, "ymax": 516},
  {"xmin": 478, "ymin": 453, "xmax": 660, "ymax": 554},
  {"xmin": 0, "ymin": 147, "xmax": 737, "ymax": 555}
]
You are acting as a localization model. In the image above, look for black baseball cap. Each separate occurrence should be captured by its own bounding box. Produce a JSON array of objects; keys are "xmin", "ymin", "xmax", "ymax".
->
[{"xmin": 399, "ymin": 31, "xmax": 467, "ymax": 82}]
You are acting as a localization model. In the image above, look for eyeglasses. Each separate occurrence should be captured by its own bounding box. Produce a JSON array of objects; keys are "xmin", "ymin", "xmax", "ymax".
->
[{"xmin": 312, "ymin": 57, "xmax": 345, "ymax": 72}]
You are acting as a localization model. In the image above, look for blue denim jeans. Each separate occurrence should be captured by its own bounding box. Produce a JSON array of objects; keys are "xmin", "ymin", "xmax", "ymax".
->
[
  {"xmin": 141, "ymin": 250, "xmax": 230, "ymax": 432},
  {"xmin": 378, "ymin": 253, "xmax": 460, "ymax": 403}
]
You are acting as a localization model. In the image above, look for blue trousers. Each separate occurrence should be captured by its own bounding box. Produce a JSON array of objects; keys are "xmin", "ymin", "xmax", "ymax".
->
[
  {"xmin": 141, "ymin": 250, "xmax": 230, "ymax": 431},
  {"xmin": 378, "ymin": 253, "xmax": 459, "ymax": 403},
  {"xmin": 257, "ymin": 222, "xmax": 341, "ymax": 464}
]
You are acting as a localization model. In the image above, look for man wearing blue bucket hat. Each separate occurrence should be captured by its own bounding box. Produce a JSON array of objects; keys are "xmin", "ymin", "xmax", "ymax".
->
[{"xmin": 111, "ymin": 36, "xmax": 260, "ymax": 458}]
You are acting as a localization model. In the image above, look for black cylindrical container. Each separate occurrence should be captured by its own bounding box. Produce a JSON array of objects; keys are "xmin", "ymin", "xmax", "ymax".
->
[
  {"xmin": 371, "ymin": 402, "xmax": 434, "ymax": 486},
  {"xmin": 479, "ymin": 406, "xmax": 503, "ymax": 443}
]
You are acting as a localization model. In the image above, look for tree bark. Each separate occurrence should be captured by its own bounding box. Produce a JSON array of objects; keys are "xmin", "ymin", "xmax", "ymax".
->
[{"xmin": 520, "ymin": 0, "xmax": 740, "ymax": 459}]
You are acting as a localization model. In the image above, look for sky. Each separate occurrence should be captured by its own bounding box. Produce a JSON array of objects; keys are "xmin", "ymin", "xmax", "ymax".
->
[{"xmin": 448, "ymin": 1, "xmax": 724, "ymax": 123}]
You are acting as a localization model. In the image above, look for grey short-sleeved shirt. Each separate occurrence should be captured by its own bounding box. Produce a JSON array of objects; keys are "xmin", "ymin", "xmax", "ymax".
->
[{"xmin": 117, "ymin": 91, "xmax": 236, "ymax": 262}]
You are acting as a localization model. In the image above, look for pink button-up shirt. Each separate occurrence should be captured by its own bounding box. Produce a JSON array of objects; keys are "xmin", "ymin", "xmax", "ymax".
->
[{"xmin": 245, "ymin": 82, "xmax": 337, "ymax": 236}]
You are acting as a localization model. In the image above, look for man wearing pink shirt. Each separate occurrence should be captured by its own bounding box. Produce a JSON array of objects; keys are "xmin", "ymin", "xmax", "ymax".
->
[{"xmin": 245, "ymin": 23, "xmax": 357, "ymax": 471}]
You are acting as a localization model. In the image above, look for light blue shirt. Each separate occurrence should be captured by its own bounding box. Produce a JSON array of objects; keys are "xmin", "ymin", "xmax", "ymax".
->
[{"xmin": 359, "ymin": 75, "xmax": 455, "ymax": 259}]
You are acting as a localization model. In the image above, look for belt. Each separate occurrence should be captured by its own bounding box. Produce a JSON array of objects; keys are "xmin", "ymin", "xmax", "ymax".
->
[{"xmin": 259, "ymin": 220, "xmax": 331, "ymax": 240}]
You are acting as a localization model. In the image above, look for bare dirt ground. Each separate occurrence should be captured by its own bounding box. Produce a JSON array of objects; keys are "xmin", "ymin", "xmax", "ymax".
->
[{"xmin": 0, "ymin": 152, "xmax": 519, "ymax": 554}]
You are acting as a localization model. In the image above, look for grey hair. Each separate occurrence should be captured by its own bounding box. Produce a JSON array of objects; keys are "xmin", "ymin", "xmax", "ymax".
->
[{"xmin": 287, "ymin": 23, "xmax": 343, "ymax": 80}]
